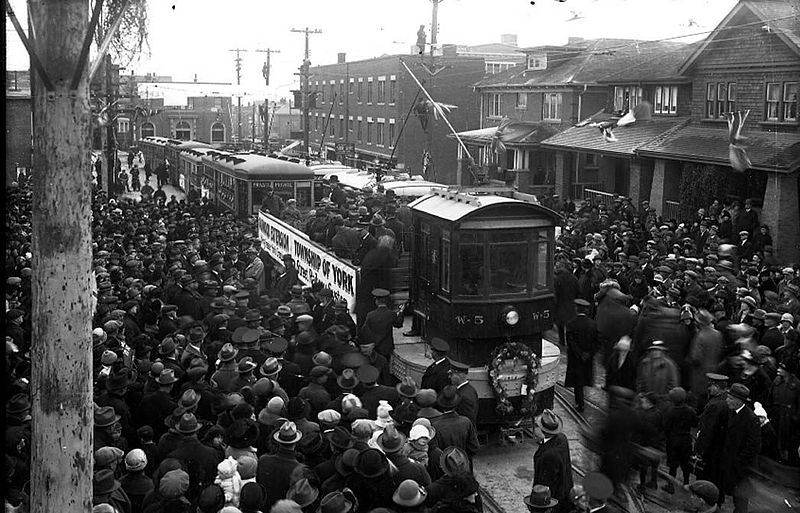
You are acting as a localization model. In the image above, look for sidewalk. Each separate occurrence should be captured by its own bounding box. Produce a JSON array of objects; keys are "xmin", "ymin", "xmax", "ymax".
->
[{"xmin": 116, "ymin": 150, "xmax": 186, "ymax": 203}]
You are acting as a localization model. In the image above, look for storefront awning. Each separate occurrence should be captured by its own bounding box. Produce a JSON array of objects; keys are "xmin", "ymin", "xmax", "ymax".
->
[
  {"xmin": 637, "ymin": 125, "xmax": 800, "ymax": 173},
  {"xmin": 539, "ymin": 114, "xmax": 690, "ymax": 157}
]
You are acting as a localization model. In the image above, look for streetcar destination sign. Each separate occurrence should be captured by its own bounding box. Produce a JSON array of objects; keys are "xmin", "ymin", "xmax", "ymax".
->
[{"xmin": 258, "ymin": 212, "xmax": 359, "ymax": 312}]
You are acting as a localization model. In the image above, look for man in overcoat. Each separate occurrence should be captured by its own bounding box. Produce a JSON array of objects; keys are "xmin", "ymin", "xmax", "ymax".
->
[
  {"xmin": 421, "ymin": 338, "xmax": 451, "ymax": 393},
  {"xmin": 720, "ymin": 383, "xmax": 761, "ymax": 513},
  {"xmin": 565, "ymin": 299, "xmax": 598, "ymax": 411},
  {"xmin": 532, "ymin": 410, "xmax": 573, "ymax": 513}
]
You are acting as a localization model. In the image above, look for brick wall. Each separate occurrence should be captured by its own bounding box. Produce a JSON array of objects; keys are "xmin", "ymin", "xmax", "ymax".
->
[{"xmin": 5, "ymin": 97, "xmax": 32, "ymax": 185}]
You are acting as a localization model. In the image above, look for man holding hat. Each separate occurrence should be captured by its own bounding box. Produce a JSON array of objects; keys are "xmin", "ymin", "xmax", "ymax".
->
[
  {"xmin": 719, "ymin": 383, "xmax": 760, "ymax": 513},
  {"xmin": 421, "ymin": 338, "xmax": 452, "ymax": 394},
  {"xmin": 431, "ymin": 385, "xmax": 480, "ymax": 460},
  {"xmin": 531, "ymin": 409, "xmax": 573, "ymax": 513},
  {"xmin": 166, "ymin": 413, "xmax": 220, "ymax": 502}
]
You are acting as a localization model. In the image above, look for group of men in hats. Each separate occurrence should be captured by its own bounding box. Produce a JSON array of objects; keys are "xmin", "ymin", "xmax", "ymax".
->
[{"xmin": 5, "ymin": 179, "xmax": 493, "ymax": 513}]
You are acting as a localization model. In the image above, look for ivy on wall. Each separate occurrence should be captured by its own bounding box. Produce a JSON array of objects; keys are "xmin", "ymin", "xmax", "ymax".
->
[{"xmin": 678, "ymin": 162, "xmax": 726, "ymax": 219}]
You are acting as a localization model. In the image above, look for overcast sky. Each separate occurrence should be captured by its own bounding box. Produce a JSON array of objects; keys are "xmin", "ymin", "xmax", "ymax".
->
[{"xmin": 6, "ymin": 0, "xmax": 738, "ymax": 105}]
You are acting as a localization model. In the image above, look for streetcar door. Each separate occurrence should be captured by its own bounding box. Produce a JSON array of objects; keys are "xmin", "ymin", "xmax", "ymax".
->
[{"xmin": 415, "ymin": 221, "xmax": 433, "ymax": 321}]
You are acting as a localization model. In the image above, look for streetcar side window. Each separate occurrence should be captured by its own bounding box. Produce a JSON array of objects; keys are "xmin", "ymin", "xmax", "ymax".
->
[
  {"xmin": 489, "ymin": 231, "xmax": 528, "ymax": 296},
  {"xmin": 458, "ymin": 232, "xmax": 483, "ymax": 296},
  {"xmin": 440, "ymin": 229, "xmax": 451, "ymax": 294}
]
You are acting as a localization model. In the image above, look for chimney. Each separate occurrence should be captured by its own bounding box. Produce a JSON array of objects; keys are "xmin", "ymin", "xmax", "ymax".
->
[
  {"xmin": 567, "ymin": 37, "xmax": 585, "ymax": 45},
  {"xmin": 500, "ymin": 34, "xmax": 518, "ymax": 47},
  {"xmin": 442, "ymin": 44, "xmax": 458, "ymax": 57},
  {"xmin": 337, "ymin": 53, "xmax": 346, "ymax": 64}
]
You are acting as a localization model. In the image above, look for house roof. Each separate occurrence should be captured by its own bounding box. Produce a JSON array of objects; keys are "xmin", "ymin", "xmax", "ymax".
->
[
  {"xmin": 539, "ymin": 114, "xmax": 691, "ymax": 157},
  {"xmin": 679, "ymin": 0, "xmax": 800, "ymax": 74},
  {"xmin": 451, "ymin": 121, "xmax": 560, "ymax": 147},
  {"xmin": 475, "ymin": 39, "xmax": 690, "ymax": 89},
  {"xmin": 459, "ymin": 43, "xmax": 526, "ymax": 56},
  {"xmin": 637, "ymin": 124, "xmax": 800, "ymax": 173}
]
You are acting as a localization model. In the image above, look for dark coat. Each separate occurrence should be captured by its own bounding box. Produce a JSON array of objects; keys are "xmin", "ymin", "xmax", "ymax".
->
[
  {"xmin": 421, "ymin": 358, "xmax": 451, "ymax": 394},
  {"xmin": 604, "ymin": 350, "xmax": 637, "ymax": 391},
  {"xmin": 387, "ymin": 453, "xmax": 432, "ymax": 487},
  {"xmin": 595, "ymin": 292, "xmax": 637, "ymax": 357},
  {"xmin": 360, "ymin": 304, "xmax": 402, "ymax": 358},
  {"xmin": 431, "ymin": 411, "xmax": 480, "ymax": 457},
  {"xmin": 553, "ymin": 269, "xmax": 579, "ymax": 326},
  {"xmin": 172, "ymin": 288, "xmax": 203, "ymax": 321},
  {"xmin": 695, "ymin": 394, "xmax": 729, "ymax": 488},
  {"xmin": 533, "ymin": 433, "xmax": 574, "ymax": 513},
  {"xmin": 257, "ymin": 446, "xmax": 301, "ymax": 509},
  {"xmin": 455, "ymin": 382, "xmax": 479, "ymax": 428},
  {"xmin": 167, "ymin": 435, "xmax": 221, "ymax": 503},
  {"xmin": 565, "ymin": 314, "xmax": 598, "ymax": 388},
  {"xmin": 359, "ymin": 384, "xmax": 399, "ymax": 418},
  {"xmin": 720, "ymin": 405, "xmax": 761, "ymax": 497},
  {"xmin": 663, "ymin": 404, "xmax": 698, "ymax": 466},
  {"xmin": 135, "ymin": 391, "xmax": 177, "ymax": 441}
]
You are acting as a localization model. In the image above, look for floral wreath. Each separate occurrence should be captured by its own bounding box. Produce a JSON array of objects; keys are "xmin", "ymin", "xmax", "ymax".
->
[{"xmin": 488, "ymin": 342, "xmax": 539, "ymax": 416}]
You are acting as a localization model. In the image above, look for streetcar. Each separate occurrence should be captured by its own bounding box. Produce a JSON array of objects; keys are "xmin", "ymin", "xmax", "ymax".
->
[
  {"xmin": 200, "ymin": 150, "xmax": 316, "ymax": 217},
  {"xmin": 179, "ymin": 146, "xmax": 215, "ymax": 198},
  {"xmin": 393, "ymin": 186, "xmax": 563, "ymax": 424},
  {"xmin": 319, "ymin": 166, "xmax": 448, "ymax": 202},
  {"xmin": 256, "ymin": 183, "xmax": 562, "ymax": 425},
  {"xmin": 139, "ymin": 136, "xmax": 212, "ymax": 188}
]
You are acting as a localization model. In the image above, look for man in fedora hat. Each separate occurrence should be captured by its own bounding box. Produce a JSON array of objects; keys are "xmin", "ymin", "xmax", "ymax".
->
[
  {"xmin": 531, "ymin": 410, "xmax": 573, "ymax": 513},
  {"xmin": 524, "ymin": 484, "xmax": 559, "ymax": 513},
  {"xmin": 167, "ymin": 413, "xmax": 220, "ymax": 502},
  {"xmin": 211, "ymin": 342, "xmax": 240, "ymax": 392},
  {"xmin": 257, "ymin": 420, "xmax": 303, "ymax": 510},
  {"xmin": 96, "ymin": 369, "xmax": 136, "ymax": 444},
  {"xmin": 135, "ymin": 369, "xmax": 178, "ymax": 442},
  {"xmin": 356, "ymin": 364, "xmax": 399, "ymax": 418},
  {"xmin": 421, "ymin": 338, "xmax": 452, "ymax": 394},
  {"xmin": 94, "ymin": 405, "xmax": 127, "ymax": 452},
  {"xmin": 565, "ymin": 298, "xmax": 598, "ymax": 412},
  {"xmin": 379, "ymin": 424, "xmax": 431, "ymax": 486},
  {"xmin": 431, "ymin": 385, "xmax": 480, "ymax": 460},
  {"xmin": 718, "ymin": 383, "xmax": 760, "ymax": 513},
  {"xmin": 174, "ymin": 274, "xmax": 203, "ymax": 321},
  {"xmin": 92, "ymin": 468, "xmax": 131, "ymax": 513}
]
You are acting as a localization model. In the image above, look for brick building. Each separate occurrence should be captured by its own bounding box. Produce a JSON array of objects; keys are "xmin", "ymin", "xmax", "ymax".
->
[
  {"xmin": 5, "ymin": 70, "xmax": 32, "ymax": 185},
  {"xmin": 307, "ymin": 53, "xmax": 485, "ymax": 184}
]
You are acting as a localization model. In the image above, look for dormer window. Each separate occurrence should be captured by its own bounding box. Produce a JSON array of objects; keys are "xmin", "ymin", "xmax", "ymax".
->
[{"xmin": 527, "ymin": 54, "xmax": 547, "ymax": 70}]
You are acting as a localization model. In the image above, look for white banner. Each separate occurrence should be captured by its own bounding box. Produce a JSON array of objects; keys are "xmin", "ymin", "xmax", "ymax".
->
[{"xmin": 258, "ymin": 212, "xmax": 359, "ymax": 312}]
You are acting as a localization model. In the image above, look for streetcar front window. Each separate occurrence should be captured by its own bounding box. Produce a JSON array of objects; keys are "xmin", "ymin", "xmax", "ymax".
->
[{"xmin": 489, "ymin": 231, "xmax": 528, "ymax": 295}]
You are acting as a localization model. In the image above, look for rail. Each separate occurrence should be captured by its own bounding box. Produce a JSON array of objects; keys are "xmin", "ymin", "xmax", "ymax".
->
[
  {"xmin": 584, "ymin": 187, "xmax": 614, "ymax": 206},
  {"xmin": 663, "ymin": 200, "xmax": 680, "ymax": 221},
  {"xmin": 570, "ymin": 182, "xmax": 604, "ymax": 200}
]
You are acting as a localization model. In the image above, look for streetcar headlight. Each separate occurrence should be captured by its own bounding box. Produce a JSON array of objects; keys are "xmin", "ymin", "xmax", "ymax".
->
[{"xmin": 503, "ymin": 307, "xmax": 520, "ymax": 327}]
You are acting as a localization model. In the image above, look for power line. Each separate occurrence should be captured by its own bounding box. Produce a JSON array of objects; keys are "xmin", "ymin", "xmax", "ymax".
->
[
  {"xmin": 291, "ymin": 27, "xmax": 322, "ymax": 163},
  {"xmin": 228, "ymin": 48, "xmax": 248, "ymax": 145}
]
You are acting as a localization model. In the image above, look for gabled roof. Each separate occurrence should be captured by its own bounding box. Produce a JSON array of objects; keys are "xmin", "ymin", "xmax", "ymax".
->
[
  {"xmin": 539, "ymin": 114, "xmax": 690, "ymax": 157},
  {"xmin": 475, "ymin": 39, "xmax": 690, "ymax": 89},
  {"xmin": 637, "ymin": 124, "xmax": 800, "ymax": 173},
  {"xmin": 679, "ymin": 0, "xmax": 800, "ymax": 74}
]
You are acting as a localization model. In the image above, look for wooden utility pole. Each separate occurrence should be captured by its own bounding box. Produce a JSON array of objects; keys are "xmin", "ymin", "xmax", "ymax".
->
[
  {"xmin": 291, "ymin": 27, "xmax": 322, "ymax": 163},
  {"xmin": 229, "ymin": 48, "xmax": 247, "ymax": 146},
  {"xmin": 5, "ymin": 0, "xmax": 131, "ymax": 510},
  {"xmin": 256, "ymin": 48, "xmax": 280, "ymax": 151}
]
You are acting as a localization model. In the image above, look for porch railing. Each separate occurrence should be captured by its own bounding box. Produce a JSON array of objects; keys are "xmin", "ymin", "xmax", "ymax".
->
[
  {"xmin": 584, "ymin": 187, "xmax": 615, "ymax": 206},
  {"xmin": 663, "ymin": 200, "xmax": 681, "ymax": 221},
  {"xmin": 570, "ymin": 182, "xmax": 605, "ymax": 201}
]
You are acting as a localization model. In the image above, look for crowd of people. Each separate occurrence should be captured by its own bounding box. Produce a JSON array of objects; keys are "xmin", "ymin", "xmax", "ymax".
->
[
  {"xmin": 6, "ymin": 166, "xmax": 800, "ymax": 513},
  {"xmin": 4, "ymin": 173, "xmax": 487, "ymax": 513},
  {"xmin": 552, "ymin": 193, "xmax": 800, "ymax": 513}
]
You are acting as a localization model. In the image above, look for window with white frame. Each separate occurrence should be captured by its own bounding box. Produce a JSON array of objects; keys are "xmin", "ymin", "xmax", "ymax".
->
[
  {"xmin": 117, "ymin": 118, "xmax": 129, "ymax": 133},
  {"xmin": 357, "ymin": 118, "xmax": 363, "ymax": 141},
  {"xmin": 488, "ymin": 93, "xmax": 502, "ymax": 117},
  {"xmin": 784, "ymin": 82, "xmax": 798, "ymax": 121},
  {"xmin": 486, "ymin": 62, "xmax": 515, "ymax": 74},
  {"xmin": 377, "ymin": 79, "xmax": 386, "ymax": 103},
  {"xmin": 357, "ymin": 80, "xmax": 363, "ymax": 103},
  {"xmin": 389, "ymin": 119, "xmax": 395, "ymax": 148},
  {"xmin": 527, "ymin": 54, "xmax": 547, "ymax": 70},
  {"xmin": 389, "ymin": 78, "xmax": 396, "ymax": 103},
  {"xmin": 174, "ymin": 120, "xmax": 191, "ymax": 140},
  {"xmin": 367, "ymin": 79, "xmax": 373, "ymax": 104},
  {"xmin": 542, "ymin": 93, "xmax": 562, "ymax": 121},
  {"xmin": 377, "ymin": 120, "xmax": 385, "ymax": 145},
  {"xmin": 516, "ymin": 92, "xmax": 527, "ymax": 110},
  {"xmin": 339, "ymin": 82, "xmax": 344, "ymax": 104},
  {"xmin": 366, "ymin": 119, "xmax": 373, "ymax": 144},
  {"xmin": 211, "ymin": 122, "xmax": 225, "ymax": 142},
  {"xmin": 348, "ymin": 79, "xmax": 354, "ymax": 95},
  {"xmin": 141, "ymin": 122, "xmax": 155, "ymax": 138},
  {"xmin": 339, "ymin": 117, "xmax": 344, "ymax": 138},
  {"xmin": 766, "ymin": 82, "xmax": 798, "ymax": 122},
  {"xmin": 613, "ymin": 86, "xmax": 642, "ymax": 113},
  {"xmin": 349, "ymin": 117, "xmax": 354, "ymax": 133},
  {"xmin": 653, "ymin": 86, "xmax": 678, "ymax": 114},
  {"xmin": 330, "ymin": 114, "xmax": 335, "ymax": 137}
]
